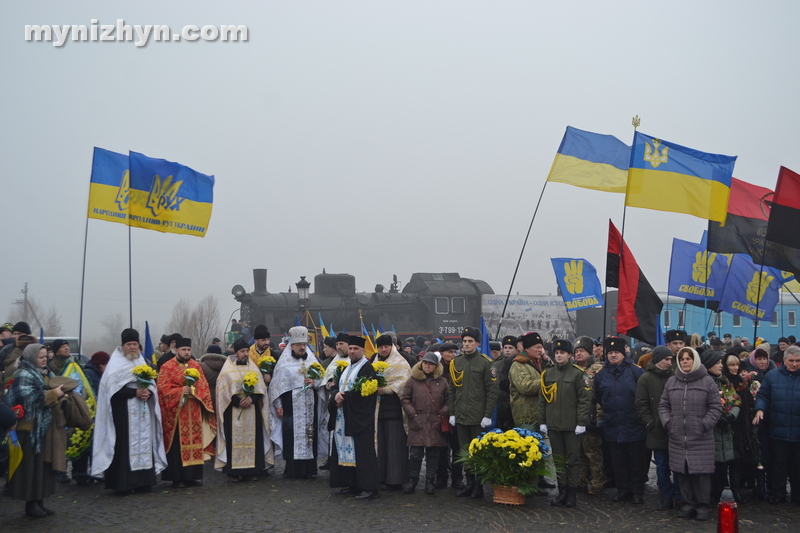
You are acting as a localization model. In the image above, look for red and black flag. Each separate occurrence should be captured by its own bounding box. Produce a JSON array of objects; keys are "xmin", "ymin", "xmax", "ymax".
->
[
  {"xmin": 607, "ymin": 220, "xmax": 663, "ymax": 345},
  {"xmin": 766, "ymin": 167, "xmax": 800, "ymax": 250},
  {"xmin": 707, "ymin": 177, "xmax": 800, "ymax": 276}
]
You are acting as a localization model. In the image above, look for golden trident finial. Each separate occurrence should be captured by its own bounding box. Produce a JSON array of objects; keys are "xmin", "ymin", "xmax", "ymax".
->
[{"xmin": 632, "ymin": 115, "xmax": 641, "ymax": 130}]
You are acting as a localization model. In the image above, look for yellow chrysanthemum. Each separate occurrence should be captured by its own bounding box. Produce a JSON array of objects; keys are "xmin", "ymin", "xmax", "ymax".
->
[
  {"xmin": 335, "ymin": 360, "xmax": 349, "ymax": 371},
  {"xmin": 185, "ymin": 368, "xmax": 201, "ymax": 380},
  {"xmin": 360, "ymin": 379, "xmax": 378, "ymax": 397},
  {"xmin": 372, "ymin": 361, "xmax": 389, "ymax": 373},
  {"xmin": 257, "ymin": 355, "xmax": 276, "ymax": 365},
  {"xmin": 242, "ymin": 371, "xmax": 259, "ymax": 388}
]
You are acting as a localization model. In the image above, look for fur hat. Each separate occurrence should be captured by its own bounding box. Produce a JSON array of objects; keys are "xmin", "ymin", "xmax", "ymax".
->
[
  {"xmin": 461, "ymin": 327, "xmax": 481, "ymax": 343},
  {"xmin": 520, "ymin": 332, "xmax": 543, "ymax": 349},
  {"xmin": 666, "ymin": 330, "xmax": 688, "ymax": 343},
  {"xmin": 489, "ymin": 341, "xmax": 501, "ymax": 351},
  {"xmin": 574, "ymin": 336, "xmax": 594, "ymax": 354},
  {"xmin": 501, "ymin": 335, "xmax": 517, "ymax": 348},
  {"xmin": 604, "ymin": 336, "xmax": 626, "ymax": 354},
  {"xmin": 121, "ymin": 328, "xmax": 140, "ymax": 345},
  {"xmin": 553, "ymin": 339, "xmax": 573, "ymax": 354}
]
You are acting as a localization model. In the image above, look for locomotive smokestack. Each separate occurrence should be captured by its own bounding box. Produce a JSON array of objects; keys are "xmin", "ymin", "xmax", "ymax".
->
[{"xmin": 253, "ymin": 269, "xmax": 268, "ymax": 294}]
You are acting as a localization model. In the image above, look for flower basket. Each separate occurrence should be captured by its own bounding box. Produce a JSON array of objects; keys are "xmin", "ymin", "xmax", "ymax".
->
[{"xmin": 493, "ymin": 484, "xmax": 525, "ymax": 506}]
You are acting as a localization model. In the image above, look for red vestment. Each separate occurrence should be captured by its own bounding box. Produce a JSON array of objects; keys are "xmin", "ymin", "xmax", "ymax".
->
[{"xmin": 157, "ymin": 358, "xmax": 217, "ymax": 466}]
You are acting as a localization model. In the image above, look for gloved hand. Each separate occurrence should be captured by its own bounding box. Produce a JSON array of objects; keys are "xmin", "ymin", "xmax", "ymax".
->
[
  {"xmin": 539, "ymin": 424, "xmax": 548, "ymax": 434},
  {"xmin": 480, "ymin": 417, "xmax": 492, "ymax": 428},
  {"xmin": 575, "ymin": 425, "xmax": 586, "ymax": 435},
  {"xmin": 449, "ymin": 416, "xmax": 456, "ymax": 427},
  {"xmin": 717, "ymin": 416, "xmax": 730, "ymax": 430}
]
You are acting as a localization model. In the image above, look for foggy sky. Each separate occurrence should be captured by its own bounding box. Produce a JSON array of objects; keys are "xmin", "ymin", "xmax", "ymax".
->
[{"xmin": 2, "ymin": 1, "xmax": 799, "ymax": 345}]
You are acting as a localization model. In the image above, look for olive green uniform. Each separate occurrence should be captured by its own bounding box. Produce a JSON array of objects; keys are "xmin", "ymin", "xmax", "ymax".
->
[
  {"xmin": 539, "ymin": 362, "xmax": 592, "ymax": 489},
  {"xmin": 508, "ymin": 355, "xmax": 542, "ymax": 426},
  {"xmin": 578, "ymin": 360, "xmax": 606, "ymax": 491}
]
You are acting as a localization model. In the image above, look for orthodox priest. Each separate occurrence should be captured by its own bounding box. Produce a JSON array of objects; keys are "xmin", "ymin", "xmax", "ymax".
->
[
  {"xmin": 215, "ymin": 339, "xmax": 274, "ymax": 481},
  {"xmin": 157, "ymin": 338, "xmax": 217, "ymax": 487},
  {"xmin": 328, "ymin": 335, "xmax": 380, "ymax": 500},
  {"xmin": 372, "ymin": 334, "xmax": 411, "ymax": 487},
  {"xmin": 268, "ymin": 326, "xmax": 327, "ymax": 478},
  {"xmin": 91, "ymin": 329, "xmax": 167, "ymax": 494}
]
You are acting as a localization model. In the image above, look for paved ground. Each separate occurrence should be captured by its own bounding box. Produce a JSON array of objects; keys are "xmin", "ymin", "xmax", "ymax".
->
[{"xmin": 1, "ymin": 460, "xmax": 797, "ymax": 532}]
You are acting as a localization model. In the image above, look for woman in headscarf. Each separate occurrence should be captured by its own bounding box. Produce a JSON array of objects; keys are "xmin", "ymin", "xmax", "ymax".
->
[
  {"xmin": 721, "ymin": 354, "xmax": 759, "ymax": 502},
  {"xmin": 4, "ymin": 343, "xmax": 65, "ymax": 518},
  {"xmin": 659, "ymin": 346, "xmax": 722, "ymax": 522}
]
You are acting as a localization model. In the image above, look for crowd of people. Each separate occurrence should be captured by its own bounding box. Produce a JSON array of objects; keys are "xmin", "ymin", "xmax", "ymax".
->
[{"xmin": 1, "ymin": 318, "xmax": 798, "ymax": 523}]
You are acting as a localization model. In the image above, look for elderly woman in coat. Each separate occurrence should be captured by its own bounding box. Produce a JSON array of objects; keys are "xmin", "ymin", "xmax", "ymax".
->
[
  {"xmin": 4, "ymin": 343, "xmax": 65, "ymax": 518},
  {"xmin": 400, "ymin": 352, "xmax": 449, "ymax": 495},
  {"xmin": 658, "ymin": 346, "xmax": 722, "ymax": 522}
]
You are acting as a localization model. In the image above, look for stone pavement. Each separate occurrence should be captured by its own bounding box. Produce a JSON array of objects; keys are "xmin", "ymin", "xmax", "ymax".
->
[{"xmin": 1, "ymin": 460, "xmax": 796, "ymax": 532}]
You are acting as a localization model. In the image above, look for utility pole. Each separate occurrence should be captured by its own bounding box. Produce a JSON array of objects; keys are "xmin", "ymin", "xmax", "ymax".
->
[{"xmin": 12, "ymin": 282, "xmax": 42, "ymax": 330}]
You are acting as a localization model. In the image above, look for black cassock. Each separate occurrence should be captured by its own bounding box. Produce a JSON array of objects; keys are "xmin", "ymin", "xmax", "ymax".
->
[
  {"xmin": 327, "ymin": 360, "xmax": 379, "ymax": 492},
  {"xmin": 279, "ymin": 389, "xmax": 318, "ymax": 478},
  {"xmin": 104, "ymin": 388, "xmax": 157, "ymax": 492}
]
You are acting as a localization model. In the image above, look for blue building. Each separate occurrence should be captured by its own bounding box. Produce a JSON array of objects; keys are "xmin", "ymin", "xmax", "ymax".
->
[{"xmin": 660, "ymin": 292, "xmax": 800, "ymax": 343}]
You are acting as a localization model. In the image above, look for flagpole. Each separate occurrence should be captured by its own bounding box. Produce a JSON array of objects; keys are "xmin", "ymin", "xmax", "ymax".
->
[
  {"xmin": 494, "ymin": 180, "xmax": 549, "ymax": 340},
  {"xmin": 753, "ymin": 237, "xmax": 769, "ymax": 342},
  {"xmin": 77, "ymin": 216, "xmax": 90, "ymax": 356},
  {"xmin": 128, "ymin": 224, "xmax": 133, "ymax": 328}
]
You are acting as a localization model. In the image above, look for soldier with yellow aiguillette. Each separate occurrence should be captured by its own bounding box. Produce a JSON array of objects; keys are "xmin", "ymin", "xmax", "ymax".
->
[
  {"xmin": 539, "ymin": 339, "xmax": 592, "ymax": 508},
  {"xmin": 448, "ymin": 327, "xmax": 498, "ymax": 500}
]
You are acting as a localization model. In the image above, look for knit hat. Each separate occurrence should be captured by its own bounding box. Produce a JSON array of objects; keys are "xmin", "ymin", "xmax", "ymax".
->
[
  {"xmin": 232, "ymin": 339, "xmax": 250, "ymax": 353},
  {"xmin": 206, "ymin": 345, "xmax": 222, "ymax": 354},
  {"xmin": 553, "ymin": 339, "xmax": 573, "ymax": 354},
  {"xmin": 13, "ymin": 321, "xmax": 31, "ymax": 335},
  {"xmin": 651, "ymin": 345, "xmax": 673, "ymax": 365},
  {"xmin": 461, "ymin": 327, "xmax": 481, "ymax": 343},
  {"xmin": 700, "ymin": 349, "xmax": 724, "ymax": 369},
  {"xmin": 51, "ymin": 339, "xmax": 69, "ymax": 355},
  {"xmin": 121, "ymin": 328, "xmax": 140, "ymax": 345},
  {"xmin": 376, "ymin": 334, "xmax": 393, "ymax": 347},
  {"xmin": 520, "ymin": 332, "xmax": 543, "ymax": 349},
  {"xmin": 253, "ymin": 325, "xmax": 270, "ymax": 340},
  {"xmin": 91, "ymin": 351, "xmax": 110, "ymax": 366},
  {"xmin": 778, "ymin": 337, "xmax": 790, "ymax": 345},
  {"xmin": 501, "ymin": 335, "xmax": 517, "ymax": 348},
  {"xmin": 574, "ymin": 336, "xmax": 594, "ymax": 354}
]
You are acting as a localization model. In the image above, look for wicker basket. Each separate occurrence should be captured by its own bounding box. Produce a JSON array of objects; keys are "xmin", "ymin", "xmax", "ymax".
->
[{"xmin": 493, "ymin": 484, "xmax": 525, "ymax": 506}]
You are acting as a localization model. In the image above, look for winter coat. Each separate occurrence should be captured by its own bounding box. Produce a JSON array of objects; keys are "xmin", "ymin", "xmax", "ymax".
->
[
  {"xmin": 508, "ymin": 354, "xmax": 543, "ymax": 426},
  {"xmin": 635, "ymin": 361, "xmax": 673, "ymax": 450},
  {"xmin": 710, "ymin": 374, "xmax": 738, "ymax": 463},
  {"xmin": 658, "ymin": 366, "xmax": 722, "ymax": 474},
  {"xmin": 82, "ymin": 362, "xmax": 103, "ymax": 394},
  {"xmin": 537, "ymin": 362, "xmax": 592, "ymax": 431},
  {"xmin": 200, "ymin": 353, "xmax": 228, "ymax": 410},
  {"xmin": 742, "ymin": 358, "xmax": 777, "ymax": 382},
  {"xmin": 594, "ymin": 359, "xmax": 646, "ymax": 443},
  {"xmin": 448, "ymin": 350, "xmax": 499, "ymax": 425},
  {"xmin": 754, "ymin": 364, "xmax": 800, "ymax": 442},
  {"xmin": 400, "ymin": 362, "xmax": 449, "ymax": 447}
]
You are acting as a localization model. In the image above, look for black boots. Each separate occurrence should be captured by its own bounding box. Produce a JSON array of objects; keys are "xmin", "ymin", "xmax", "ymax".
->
[
  {"xmin": 755, "ymin": 467, "xmax": 769, "ymax": 501},
  {"xmin": 551, "ymin": 485, "xmax": 568, "ymax": 506},
  {"xmin": 729, "ymin": 463, "xmax": 746, "ymax": 504},
  {"xmin": 564, "ymin": 487, "xmax": 577, "ymax": 508},
  {"xmin": 470, "ymin": 481, "xmax": 485, "ymax": 499},
  {"xmin": 403, "ymin": 476, "xmax": 419, "ymax": 494},
  {"xmin": 456, "ymin": 474, "xmax": 475, "ymax": 497},
  {"xmin": 25, "ymin": 501, "xmax": 46, "ymax": 518},
  {"xmin": 425, "ymin": 476, "xmax": 435, "ymax": 495},
  {"xmin": 657, "ymin": 496, "xmax": 673, "ymax": 511}
]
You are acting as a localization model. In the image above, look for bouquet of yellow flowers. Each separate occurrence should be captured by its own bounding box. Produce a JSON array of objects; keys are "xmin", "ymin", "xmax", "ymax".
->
[
  {"xmin": 181, "ymin": 368, "xmax": 201, "ymax": 407},
  {"xmin": 457, "ymin": 428, "xmax": 553, "ymax": 496},
  {"xmin": 351, "ymin": 376, "xmax": 378, "ymax": 397},
  {"xmin": 299, "ymin": 361, "xmax": 325, "ymax": 393},
  {"xmin": 257, "ymin": 355, "xmax": 276, "ymax": 375},
  {"xmin": 132, "ymin": 364, "xmax": 157, "ymax": 389},
  {"xmin": 372, "ymin": 360, "xmax": 388, "ymax": 387},
  {"xmin": 242, "ymin": 371, "xmax": 259, "ymax": 396},
  {"xmin": 334, "ymin": 360, "xmax": 349, "ymax": 383}
]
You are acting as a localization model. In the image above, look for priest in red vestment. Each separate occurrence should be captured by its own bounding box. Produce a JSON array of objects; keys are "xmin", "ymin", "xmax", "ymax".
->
[{"xmin": 157, "ymin": 337, "xmax": 216, "ymax": 487}]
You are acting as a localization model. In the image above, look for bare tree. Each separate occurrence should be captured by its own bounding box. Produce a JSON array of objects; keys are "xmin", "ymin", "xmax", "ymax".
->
[
  {"xmin": 100, "ymin": 312, "xmax": 127, "ymax": 350},
  {"xmin": 7, "ymin": 297, "xmax": 64, "ymax": 336},
  {"xmin": 167, "ymin": 295, "xmax": 221, "ymax": 354}
]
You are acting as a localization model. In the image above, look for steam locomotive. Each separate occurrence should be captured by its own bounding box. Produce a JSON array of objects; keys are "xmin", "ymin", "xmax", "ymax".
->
[{"xmin": 231, "ymin": 269, "xmax": 495, "ymax": 341}]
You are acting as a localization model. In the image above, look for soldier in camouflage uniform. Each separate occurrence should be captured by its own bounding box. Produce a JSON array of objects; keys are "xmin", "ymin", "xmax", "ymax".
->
[
  {"xmin": 448, "ymin": 327, "xmax": 498, "ymax": 499},
  {"xmin": 491, "ymin": 340, "xmax": 513, "ymax": 431},
  {"xmin": 574, "ymin": 336, "xmax": 606, "ymax": 494},
  {"xmin": 539, "ymin": 339, "xmax": 592, "ymax": 508}
]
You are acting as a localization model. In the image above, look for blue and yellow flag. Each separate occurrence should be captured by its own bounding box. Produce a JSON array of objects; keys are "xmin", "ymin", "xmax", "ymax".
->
[
  {"xmin": 718, "ymin": 254, "xmax": 781, "ymax": 321},
  {"xmin": 546, "ymin": 126, "xmax": 631, "ymax": 193},
  {"xmin": 129, "ymin": 151, "xmax": 214, "ymax": 237},
  {"xmin": 318, "ymin": 313, "xmax": 330, "ymax": 338},
  {"xmin": 87, "ymin": 147, "xmax": 130, "ymax": 226},
  {"xmin": 88, "ymin": 148, "xmax": 215, "ymax": 237},
  {"xmin": 667, "ymin": 239, "xmax": 729, "ymax": 301},
  {"xmin": 626, "ymin": 132, "xmax": 736, "ymax": 223},
  {"xmin": 550, "ymin": 258, "xmax": 605, "ymax": 311},
  {"xmin": 145, "ymin": 321, "xmax": 156, "ymax": 366}
]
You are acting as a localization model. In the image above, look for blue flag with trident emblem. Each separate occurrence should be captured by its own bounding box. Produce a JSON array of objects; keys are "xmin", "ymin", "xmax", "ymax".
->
[
  {"xmin": 550, "ymin": 258, "xmax": 605, "ymax": 311},
  {"xmin": 718, "ymin": 254, "xmax": 782, "ymax": 321},
  {"xmin": 668, "ymin": 238, "xmax": 729, "ymax": 302}
]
